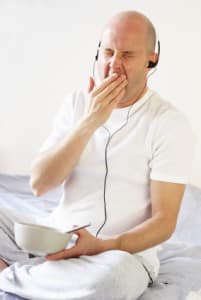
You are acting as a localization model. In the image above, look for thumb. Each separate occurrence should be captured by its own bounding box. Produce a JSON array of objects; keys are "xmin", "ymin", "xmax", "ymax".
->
[{"xmin": 88, "ymin": 76, "xmax": 95, "ymax": 93}]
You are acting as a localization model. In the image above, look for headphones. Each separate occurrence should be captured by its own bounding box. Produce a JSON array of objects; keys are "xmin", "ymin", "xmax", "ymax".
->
[
  {"xmin": 147, "ymin": 40, "xmax": 160, "ymax": 68},
  {"xmin": 95, "ymin": 40, "xmax": 160, "ymax": 69},
  {"xmin": 95, "ymin": 93, "xmax": 155, "ymax": 285},
  {"xmin": 93, "ymin": 38, "xmax": 157, "ymax": 287}
]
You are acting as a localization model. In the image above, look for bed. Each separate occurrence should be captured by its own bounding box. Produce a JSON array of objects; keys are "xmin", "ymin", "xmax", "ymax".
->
[{"xmin": 0, "ymin": 173, "xmax": 201, "ymax": 300}]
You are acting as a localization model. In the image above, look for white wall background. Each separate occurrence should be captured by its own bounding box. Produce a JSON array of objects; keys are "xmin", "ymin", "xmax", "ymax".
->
[{"xmin": 0, "ymin": 0, "xmax": 201, "ymax": 187}]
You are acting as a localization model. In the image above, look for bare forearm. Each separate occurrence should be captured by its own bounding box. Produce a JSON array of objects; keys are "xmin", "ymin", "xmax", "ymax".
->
[
  {"xmin": 30, "ymin": 117, "xmax": 96, "ymax": 196},
  {"xmin": 100, "ymin": 216, "xmax": 174, "ymax": 254},
  {"xmin": 31, "ymin": 74, "xmax": 127, "ymax": 196}
]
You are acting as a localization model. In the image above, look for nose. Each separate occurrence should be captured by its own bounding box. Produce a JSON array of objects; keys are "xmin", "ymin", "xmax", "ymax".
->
[{"xmin": 109, "ymin": 54, "xmax": 123, "ymax": 74}]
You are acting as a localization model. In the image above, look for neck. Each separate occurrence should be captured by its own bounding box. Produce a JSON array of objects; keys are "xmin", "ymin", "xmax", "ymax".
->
[{"xmin": 117, "ymin": 84, "xmax": 148, "ymax": 108}]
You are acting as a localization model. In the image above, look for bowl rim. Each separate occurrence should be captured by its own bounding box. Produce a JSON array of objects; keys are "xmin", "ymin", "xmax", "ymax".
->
[{"xmin": 14, "ymin": 222, "xmax": 65, "ymax": 234}]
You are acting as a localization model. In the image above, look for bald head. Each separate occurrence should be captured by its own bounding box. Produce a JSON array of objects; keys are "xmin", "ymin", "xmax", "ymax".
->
[{"xmin": 102, "ymin": 11, "xmax": 156, "ymax": 53}]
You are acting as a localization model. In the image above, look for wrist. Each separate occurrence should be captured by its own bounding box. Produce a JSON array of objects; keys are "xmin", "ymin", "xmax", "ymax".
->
[
  {"xmin": 76, "ymin": 116, "xmax": 97, "ymax": 137},
  {"xmin": 98, "ymin": 236, "xmax": 121, "ymax": 252},
  {"xmin": 79, "ymin": 115, "xmax": 99, "ymax": 133}
]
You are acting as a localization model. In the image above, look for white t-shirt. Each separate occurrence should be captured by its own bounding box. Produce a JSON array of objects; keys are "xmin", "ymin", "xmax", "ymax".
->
[{"xmin": 40, "ymin": 88, "xmax": 195, "ymax": 279}]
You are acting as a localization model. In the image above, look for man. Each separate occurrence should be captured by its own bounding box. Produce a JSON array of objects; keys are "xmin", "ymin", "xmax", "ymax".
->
[{"xmin": 0, "ymin": 10, "xmax": 194, "ymax": 300}]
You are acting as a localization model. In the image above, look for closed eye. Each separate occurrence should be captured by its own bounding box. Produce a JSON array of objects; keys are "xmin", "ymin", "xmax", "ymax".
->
[
  {"xmin": 122, "ymin": 51, "xmax": 136, "ymax": 58},
  {"xmin": 100, "ymin": 48, "xmax": 136, "ymax": 59},
  {"xmin": 102, "ymin": 49, "xmax": 114, "ymax": 57}
]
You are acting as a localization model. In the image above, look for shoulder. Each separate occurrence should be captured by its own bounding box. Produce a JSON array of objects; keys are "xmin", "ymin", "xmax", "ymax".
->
[
  {"xmin": 55, "ymin": 89, "xmax": 88, "ymax": 122},
  {"xmin": 62, "ymin": 89, "xmax": 86, "ymax": 110},
  {"xmin": 147, "ymin": 91, "xmax": 192, "ymax": 133}
]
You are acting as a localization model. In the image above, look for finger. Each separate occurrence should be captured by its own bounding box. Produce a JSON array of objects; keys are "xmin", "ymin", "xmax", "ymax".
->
[
  {"xmin": 106, "ymin": 79, "xmax": 128, "ymax": 103},
  {"xmin": 71, "ymin": 228, "xmax": 86, "ymax": 235},
  {"xmin": 92, "ymin": 73, "xmax": 119, "ymax": 96},
  {"xmin": 46, "ymin": 246, "xmax": 78, "ymax": 260},
  {"xmin": 109, "ymin": 88, "xmax": 126, "ymax": 108},
  {"xmin": 46, "ymin": 249, "xmax": 67, "ymax": 260},
  {"xmin": 95, "ymin": 75, "xmax": 126, "ymax": 100},
  {"xmin": 92, "ymin": 74, "xmax": 124, "ymax": 98},
  {"xmin": 88, "ymin": 77, "xmax": 95, "ymax": 93},
  {"xmin": 97, "ymin": 78, "xmax": 127, "ymax": 107}
]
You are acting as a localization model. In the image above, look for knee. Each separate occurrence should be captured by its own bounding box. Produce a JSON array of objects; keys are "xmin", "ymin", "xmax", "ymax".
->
[{"xmin": 93, "ymin": 250, "xmax": 149, "ymax": 300}]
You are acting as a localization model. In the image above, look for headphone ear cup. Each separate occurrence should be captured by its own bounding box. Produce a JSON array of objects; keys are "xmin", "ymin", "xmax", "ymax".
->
[
  {"xmin": 147, "ymin": 61, "xmax": 156, "ymax": 68},
  {"xmin": 95, "ymin": 49, "xmax": 99, "ymax": 61},
  {"xmin": 147, "ymin": 41, "xmax": 160, "ymax": 69},
  {"xmin": 95, "ymin": 41, "xmax": 101, "ymax": 61}
]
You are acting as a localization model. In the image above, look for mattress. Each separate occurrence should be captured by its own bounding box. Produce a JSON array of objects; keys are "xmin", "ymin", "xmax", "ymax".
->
[{"xmin": 0, "ymin": 173, "xmax": 201, "ymax": 300}]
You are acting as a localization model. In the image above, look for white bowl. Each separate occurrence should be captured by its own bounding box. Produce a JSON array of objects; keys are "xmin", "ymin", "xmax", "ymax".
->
[{"xmin": 14, "ymin": 222, "xmax": 72, "ymax": 256}]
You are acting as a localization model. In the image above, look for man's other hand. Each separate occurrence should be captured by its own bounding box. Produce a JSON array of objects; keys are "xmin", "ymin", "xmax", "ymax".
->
[{"xmin": 45, "ymin": 229, "xmax": 118, "ymax": 260}]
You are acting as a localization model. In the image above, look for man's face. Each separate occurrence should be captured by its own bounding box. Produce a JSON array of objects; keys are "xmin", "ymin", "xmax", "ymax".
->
[{"xmin": 97, "ymin": 23, "xmax": 150, "ymax": 104}]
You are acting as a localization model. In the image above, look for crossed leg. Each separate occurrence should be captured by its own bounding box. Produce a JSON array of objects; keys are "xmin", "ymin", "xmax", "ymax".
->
[{"xmin": 0, "ymin": 251, "xmax": 150, "ymax": 300}]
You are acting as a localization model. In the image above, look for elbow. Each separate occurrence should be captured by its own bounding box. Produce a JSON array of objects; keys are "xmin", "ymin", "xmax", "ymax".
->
[
  {"xmin": 30, "ymin": 171, "xmax": 63, "ymax": 197},
  {"xmin": 162, "ymin": 220, "xmax": 177, "ymax": 242},
  {"xmin": 168, "ymin": 224, "xmax": 177, "ymax": 239},
  {"xmin": 29, "ymin": 178, "xmax": 41, "ymax": 197},
  {"xmin": 30, "ymin": 159, "xmax": 50, "ymax": 197},
  {"xmin": 30, "ymin": 176, "xmax": 44, "ymax": 197},
  {"xmin": 163, "ymin": 229, "xmax": 174, "ymax": 242},
  {"xmin": 154, "ymin": 214, "xmax": 177, "ymax": 243}
]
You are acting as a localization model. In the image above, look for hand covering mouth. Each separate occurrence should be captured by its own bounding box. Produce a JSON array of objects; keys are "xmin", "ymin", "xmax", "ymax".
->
[{"xmin": 107, "ymin": 72, "xmax": 127, "ymax": 79}]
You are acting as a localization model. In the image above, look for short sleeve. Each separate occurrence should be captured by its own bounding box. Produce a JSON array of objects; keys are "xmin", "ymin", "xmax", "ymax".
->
[
  {"xmin": 149, "ymin": 112, "xmax": 196, "ymax": 184},
  {"xmin": 39, "ymin": 91, "xmax": 76, "ymax": 153}
]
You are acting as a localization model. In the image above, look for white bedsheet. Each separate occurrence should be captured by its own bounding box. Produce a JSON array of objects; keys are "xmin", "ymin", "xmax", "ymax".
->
[
  {"xmin": 0, "ymin": 174, "xmax": 201, "ymax": 300},
  {"xmin": 187, "ymin": 290, "xmax": 201, "ymax": 300}
]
